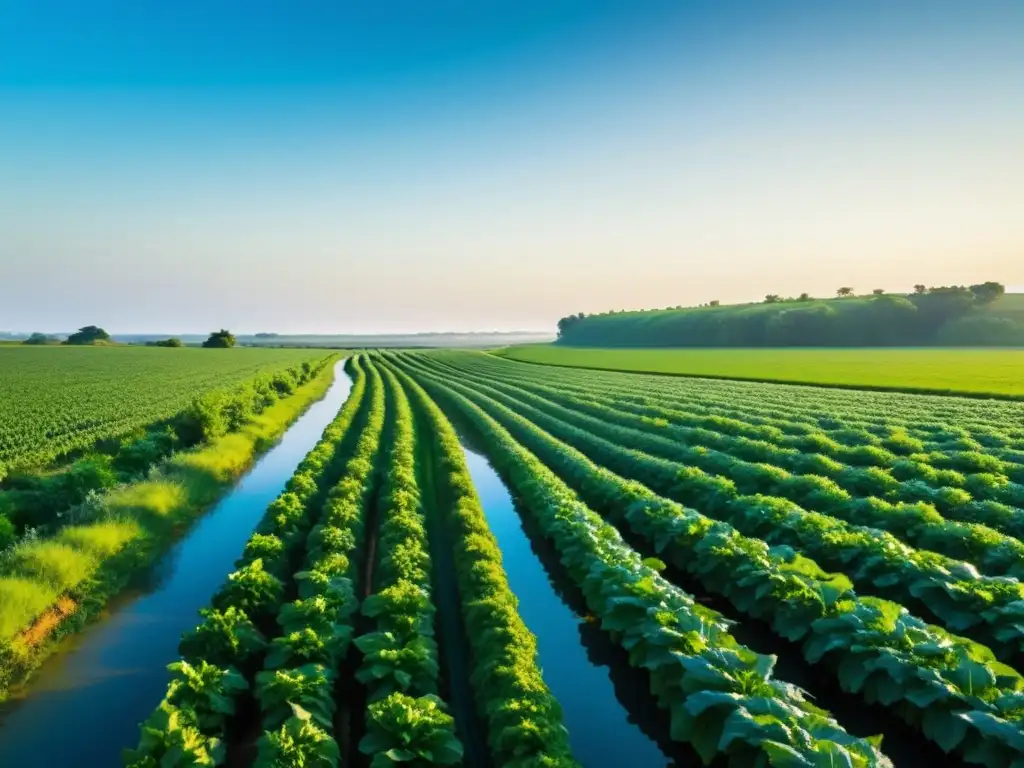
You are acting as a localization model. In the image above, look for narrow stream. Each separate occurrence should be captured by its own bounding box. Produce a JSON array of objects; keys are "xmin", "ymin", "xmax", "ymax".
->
[
  {"xmin": 460, "ymin": 445, "xmax": 681, "ymax": 768},
  {"xmin": 0, "ymin": 359, "xmax": 353, "ymax": 766}
]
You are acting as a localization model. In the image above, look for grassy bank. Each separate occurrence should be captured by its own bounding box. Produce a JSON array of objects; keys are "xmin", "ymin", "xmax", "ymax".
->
[
  {"xmin": 0, "ymin": 357, "xmax": 340, "ymax": 700},
  {"xmin": 494, "ymin": 345, "xmax": 1024, "ymax": 398}
]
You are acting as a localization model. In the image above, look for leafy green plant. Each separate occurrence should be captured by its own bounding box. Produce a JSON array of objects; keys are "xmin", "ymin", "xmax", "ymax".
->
[
  {"xmin": 360, "ymin": 693, "xmax": 463, "ymax": 767},
  {"xmin": 165, "ymin": 660, "xmax": 248, "ymax": 733},
  {"xmin": 213, "ymin": 559, "xmax": 284, "ymax": 622},
  {"xmin": 277, "ymin": 595, "xmax": 350, "ymax": 636},
  {"xmin": 179, "ymin": 607, "xmax": 267, "ymax": 670},
  {"xmin": 362, "ymin": 580, "xmax": 433, "ymax": 638},
  {"xmin": 265, "ymin": 627, "xmax": 351, "ymax": 670},
  {"xmin": 256, "ymin": 664, "xmax": 336, "ymax": 730},
  {"xmin": 255, "ymin": 705, "xmax": 340, "ymax": 768},
  {"xmin": 240, "ymin": 534, "xmax": 287, "ymax": 573},
  {"xmin": 122, "ymin": 702, "xmax": 224, "ymax": 768},
  {"xmin": 355, "ymin": 632, "xmax": 440, "ymax": 701}
]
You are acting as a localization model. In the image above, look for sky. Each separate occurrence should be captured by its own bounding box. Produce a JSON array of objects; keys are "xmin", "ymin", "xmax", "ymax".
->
[{"xmin": 1, "ymin": 1, "xmax": 1022, "ymax": 334}]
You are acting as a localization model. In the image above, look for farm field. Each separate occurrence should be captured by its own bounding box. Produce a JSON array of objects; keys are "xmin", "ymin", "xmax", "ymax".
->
[
  {"xmin": 98, "ymin": 350, "xmax": 1024, "ymax": 768},
  {"xmin": 0, "ymin": 355, "xmax": 341, "ymax": 702},
  {"xmin": 495, "ymin": 345, "xmax": 1024, "ymax": 398},
  {"xmin": 0, "ymin": 345, "xmax": 332, "ymax": 471}
]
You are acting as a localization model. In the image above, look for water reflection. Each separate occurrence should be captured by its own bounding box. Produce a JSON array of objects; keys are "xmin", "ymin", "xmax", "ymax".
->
[{"xmin": 461, "ymin": 445, "xmax": 684, "ymax": 768}]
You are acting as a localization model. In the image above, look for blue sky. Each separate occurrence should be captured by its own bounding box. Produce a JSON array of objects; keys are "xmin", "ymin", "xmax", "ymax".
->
[{"xmin": 1, "ymin": 1, "xmax": 1022, "ymax": 333}]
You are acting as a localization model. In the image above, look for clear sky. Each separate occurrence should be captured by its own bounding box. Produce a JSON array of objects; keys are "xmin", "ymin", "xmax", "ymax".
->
[{"xmin": 1, "ymin": 1, "xmax": 1022, "ymax": 334}]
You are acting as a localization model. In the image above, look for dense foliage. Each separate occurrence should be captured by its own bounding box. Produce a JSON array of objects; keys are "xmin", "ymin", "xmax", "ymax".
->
[
  {"xmin": 0, "ymin": 355, "xmax": 330, "ymax": 542},
  {"xmin": 391, "ymin": 350, "xmax": 1024, "ymax": 767},
  {"xmin": 111, "ymin": 348, "xmax": 1024, "ymax": 768},
  {"xmin": 128, "ymin": 356, "xmax": 573, "ymax": 768},
  {"xmin": 66, "ymin": 325, "xmax": 111, "ymax": 345},
  {"xmin": 556, "ymin": 284, "xmax": 1024, "ymax": 347},
  {"xmin": 203, "ymin": 330, "xmax": 237, "ymax": 349},
  {"xmin": 0, "ymin": 357, "xmax": 340, "ymax": 704},
  {"xmin": 0, "ymin": 346, "xmax": 329, "ymax": 471}
]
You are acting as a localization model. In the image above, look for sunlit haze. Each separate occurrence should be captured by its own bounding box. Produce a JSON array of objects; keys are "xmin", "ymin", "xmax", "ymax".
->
[{"xmin": 1, "ymin": 1, "xmax": 1022, "ymax": 334}]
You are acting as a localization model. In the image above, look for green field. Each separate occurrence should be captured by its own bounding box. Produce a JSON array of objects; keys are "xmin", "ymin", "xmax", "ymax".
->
[
  {"xmin": 495, "ymin": 345, "xmax": 1024, "ymax": 398},
  {"xmin": 7, "ymin": 349, "xmax": 1020, "ymax": 766},
  {"xmin": 0, "ymin": 346, "xmax": 331, "ymax": 470}
]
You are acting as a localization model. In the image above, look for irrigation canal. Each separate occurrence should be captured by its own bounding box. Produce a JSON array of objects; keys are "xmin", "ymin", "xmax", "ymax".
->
[{"xmin": 461, "ymin": 445, "xmax": 685, "ymax": 767}]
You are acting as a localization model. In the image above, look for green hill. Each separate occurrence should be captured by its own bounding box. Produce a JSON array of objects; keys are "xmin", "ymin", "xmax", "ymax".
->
[{"xmin": 556, "ymin": 286, "xmax": 1024, "ymax": 348}]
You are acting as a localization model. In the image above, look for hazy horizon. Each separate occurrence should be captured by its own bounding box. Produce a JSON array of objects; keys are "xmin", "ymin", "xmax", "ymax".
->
[{"xmin": 2, "ymin": 2, "xmax": 1022, "ymax": 334}]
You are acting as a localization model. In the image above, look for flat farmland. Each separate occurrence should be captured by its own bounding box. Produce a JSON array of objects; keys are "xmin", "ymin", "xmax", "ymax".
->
[
  {"xmin": 495, "ymin": 344, "xmax": 1024, "ymax": 398},
  {"xmin": 0, "ymin": 346, "xmax": 330, "ymax": 470}
]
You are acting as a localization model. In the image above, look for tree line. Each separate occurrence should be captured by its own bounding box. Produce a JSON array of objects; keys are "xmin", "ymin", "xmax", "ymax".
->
[
  {"xmin": 22, "ymin": 327, "xmax": 238, "ymax": 348},
  {"xmin": 556, "ymin": 282, "xmax": 1023, "ymax": 347}
]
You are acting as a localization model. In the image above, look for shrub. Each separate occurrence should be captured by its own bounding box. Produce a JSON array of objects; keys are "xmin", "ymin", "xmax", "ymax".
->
[
  {"xmin": 66, "ymin": 325, "xmax": 111, "ymax": 345},
  {"xmin": 202, "ymin": 330, "xmax": 236, "ymax": 349}
]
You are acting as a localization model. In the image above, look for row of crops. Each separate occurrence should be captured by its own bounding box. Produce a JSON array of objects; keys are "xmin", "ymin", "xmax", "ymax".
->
[
  {"xmin": 124, "ymin": 350, "xmax": 1024, "ymax": 767},
  {"xmin": 391, "ymin": 351, "xmax": 1024, "ymax": 767},
  {"xmin": 126, "ymin": 355, "xmax": 575, "ymax": 767},
  {"xmin": 0, "ymin": 346, "xmax": 331, "ymax": 472}
]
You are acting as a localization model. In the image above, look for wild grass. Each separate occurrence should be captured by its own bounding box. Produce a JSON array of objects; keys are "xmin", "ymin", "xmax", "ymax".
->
[{"xmin": 0, "ymin": 579, "xmax": 54, "ymax": 641}]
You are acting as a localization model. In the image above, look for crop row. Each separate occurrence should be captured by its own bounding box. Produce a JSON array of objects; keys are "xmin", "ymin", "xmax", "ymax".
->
[
  {"xmin": 478, "ymin": 351, "xmax": 1024, "ymax": 447},
  {"xmin": 126, "ymin": 356, "xmax": 577, "ymax": 768},
  {"xmin": 421, "ymin": 354, "xmax": 1024, "ymax": 553},
  {"xmin": 436, "ymin": 353, "xmax": 1024, "ymax": 488},
  {"xmin": 436, "ymin": 353, "xmax": 1024, "ymax": 510},
  {"xmin": 352, "ymin": 363, "xmax": 462, "ymax": 766},
  {"xmin": 0, "ymin": 348, "xmax": 331, "ymax": 472},
  {"xmin": 125, "ymin": 356, "xmax": 377, "ymax": 766},
  {"xmin": 381, "ymin": 355, "xmax": 894, "ymax": 767},
  {"xmin": 451, "ymin": 352, "xmax": 1024, "ymax": 468},
  {"xmin": 391, "ymin": 363, "xmax": 578, "ymax": 766},
  {"xmin": 396, "ymin": 354, "xmax": 1024, "ymax": 767},
  {"xmin": 403, "ymin": 355, "xmax": 1024, "ymax": 661}
]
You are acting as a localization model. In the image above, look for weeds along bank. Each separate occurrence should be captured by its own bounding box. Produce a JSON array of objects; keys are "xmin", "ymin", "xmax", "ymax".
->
[
  {"xmin": 126, "ymin": 355, "xmax": 575, "ymax": 767},
  {"xmin": 0, "ymin": 355, "xmax": 338, "ymax": 700},
  {"xmin": 391, "ymin": 351, "xmax": 1024, "ymax": 767}
]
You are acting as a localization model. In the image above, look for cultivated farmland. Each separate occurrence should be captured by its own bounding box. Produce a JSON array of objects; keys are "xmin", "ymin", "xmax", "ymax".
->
[
  {"xmin": 0, "ymin": 353, "xmax": 339, "ymax": 702},
  {"xmin": 0, "ymin": 346, "xmax": 330, "ymax": 471},
  {"xmin": 121, "ymin": 351, "xmax": 1024, "ymax": 768}
]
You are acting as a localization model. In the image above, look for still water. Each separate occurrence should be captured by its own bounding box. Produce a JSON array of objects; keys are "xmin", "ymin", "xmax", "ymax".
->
[
  {"xmin": 461, "ymin": 445, "xmax": 685, "ymax": 768},
  {"xmin": 0, "ymin": 360, "xmax": 353, "ymax": 766}
]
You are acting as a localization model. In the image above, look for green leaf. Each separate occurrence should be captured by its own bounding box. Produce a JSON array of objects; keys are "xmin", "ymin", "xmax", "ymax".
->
[{"xmin": 761, "ymin": 740, "xmax": 813, "ymax": 768}]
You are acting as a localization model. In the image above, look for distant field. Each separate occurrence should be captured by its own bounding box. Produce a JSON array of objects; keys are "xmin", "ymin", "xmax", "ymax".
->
[
  {"xmin": 0, "ymin": 346, "xmax": 331, "ymax": 469},
  {"xmin": 495, "ymin": 345, "xmax": 1024, "ymax": 398}
]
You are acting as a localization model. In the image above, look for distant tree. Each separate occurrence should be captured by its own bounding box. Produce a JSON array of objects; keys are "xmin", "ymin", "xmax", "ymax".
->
[
  {"xmin": 202, "ymin": 329, "xmax": 237, "ymax": 349},
  {"xmin": 969, "ymin": 281, "xmax": 1006, "ymax": 305},
  {"xmin": 836, "ymin": 287, "xmax": 854, "ymax": 297},
  {"xmin": 797, "ymin": 293, "xmax": 812, "ymax": 302},
  {"xmin": 66, "ymin": 325, "xmax": 110, "ymax": 345},
  {"xmin": 154, "ymin": 338, "xmax": 183, "ymax": 348},
  {"xmin": 23, "ymin": 332, "xmax": 56, "ymax": 345},
  {"xmin": 764, "ymin": 294, "xmax": 781, "ymax": 304},
  {"xmin": 708, "ymin": 300, "xmax": 720, "ymax": 307},
  {"xmin": 913, "ymin": 284, "xmax": 928, "ymax": 295},
  {"xmin": 872, "ymin": 288, "xmax": 885, "ymax": 296},
  {"xmin": 556, "ymin": 312, "xmax": 587, "ymax": 339}
]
